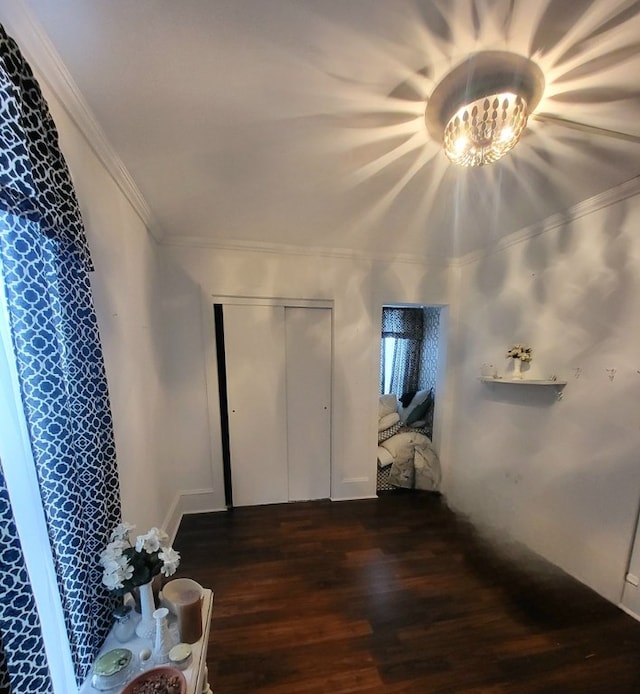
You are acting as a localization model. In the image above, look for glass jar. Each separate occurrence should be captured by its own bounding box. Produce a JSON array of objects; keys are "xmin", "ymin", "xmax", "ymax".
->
[
  {"xmin": 168, "ymin": 643, "xmax": 193, "ymax": 671},
  {"xmin": 91, "ymin": 648, "xmax": 135, "ymax": 690},
  {"xmin": 112, "ymin": 604, "xmax": 137, "ymax": 643}
]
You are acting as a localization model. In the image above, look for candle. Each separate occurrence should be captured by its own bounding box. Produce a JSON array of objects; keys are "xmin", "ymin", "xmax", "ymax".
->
[{"xmin": 173, "ymin": 587, "xmax": 203, "ymax": 644}]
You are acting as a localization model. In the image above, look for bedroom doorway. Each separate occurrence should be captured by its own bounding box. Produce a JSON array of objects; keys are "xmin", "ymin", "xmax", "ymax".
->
[{"xmin": 377, "ymin": 304, "xmax": 444, "ymax": 494}]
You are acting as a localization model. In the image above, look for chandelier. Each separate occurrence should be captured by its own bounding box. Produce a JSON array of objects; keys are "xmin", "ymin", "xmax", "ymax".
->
[{"xmin": 426, "ymin": 52, "xmax": 544, "ymax": 168}]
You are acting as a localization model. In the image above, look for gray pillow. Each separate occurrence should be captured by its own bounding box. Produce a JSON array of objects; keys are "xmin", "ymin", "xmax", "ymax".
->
[{"xmin": 405, "ymin": 390, "xmax": 433, "ymax": 426}]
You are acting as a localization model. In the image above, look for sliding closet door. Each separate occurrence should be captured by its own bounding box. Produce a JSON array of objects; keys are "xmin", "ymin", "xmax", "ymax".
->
[
  {"xmin": 285, "ymin": 307, "xmax": 331, "ymax": 501},
  {"xmin": 223, "ymin": 304, "xmax": 288, "ymax": 506}
]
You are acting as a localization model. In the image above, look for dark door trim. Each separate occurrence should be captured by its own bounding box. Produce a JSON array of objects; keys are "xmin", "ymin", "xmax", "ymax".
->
[{"xmin": 213, "ymin": 304, "xmax": 233, "ymax": 509}]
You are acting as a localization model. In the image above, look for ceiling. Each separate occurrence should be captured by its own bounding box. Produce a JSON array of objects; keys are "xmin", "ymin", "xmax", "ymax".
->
[{"xmin": 13, "ymin": 0, "xmax": 640, "ymax": 260}]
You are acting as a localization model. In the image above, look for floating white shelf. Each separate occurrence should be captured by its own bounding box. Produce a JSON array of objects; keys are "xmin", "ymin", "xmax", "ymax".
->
[
  {"xmin": 480, "ymin": 376, "xmax": 567, "ymax": 399},
  {"xmin": 480, "ymin": 377, "xmax": 567, "ymax": 386}
]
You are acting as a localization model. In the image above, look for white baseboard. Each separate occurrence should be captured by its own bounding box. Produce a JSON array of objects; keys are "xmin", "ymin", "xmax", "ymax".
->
[
  {"xmin": 163, "ymin": 488, "xmax": 226, "ymax": 544},
  {"xmin": 334, "ymin": 476, "xmax": 376, "ymax": 500},
  {"xmin": 163, "ymin": 488, "xmax": 385, "ymax": 542},
  {"xmin": 618, "ymin": 602, "xmax": 640, "ymax": 623},
  {"xmin": 330, "ymin": 495, "xmax": 378, "ymax": 501}
]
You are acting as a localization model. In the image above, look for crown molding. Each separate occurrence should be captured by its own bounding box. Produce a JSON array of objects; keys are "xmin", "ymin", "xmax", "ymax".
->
[
  {"xmin": 0, "ymin": 0, "xmax": 162, "ymax": 241},
  {"xmin": 453, "ymin": 174, "xmax": 640, "ymax": 268},
  {"xmin": 160, "ymin": 234, "xmax": 456, "ymax": 268}
]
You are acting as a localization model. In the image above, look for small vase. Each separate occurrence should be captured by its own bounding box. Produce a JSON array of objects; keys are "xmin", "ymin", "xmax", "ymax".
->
[
  {"xmin": 153, "ymin": 607, "xmax": 172, "ymax": 665},
  {"xmin": 135, "ymin": 580, "xmax": 157, "ymax": 640},
  {"xmin": 131, "ymin": 574, "xmax": 161, "ymax": 613},
  {"xmin": 113, "ymin": 604, "xmax": 136, "ymax": 643},
  {"xmin": 512, "ymin": 358, "xmax": 523, "ymax": 379}
]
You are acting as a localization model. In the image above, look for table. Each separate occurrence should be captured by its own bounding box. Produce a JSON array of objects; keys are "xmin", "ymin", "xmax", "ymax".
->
[{"xmin": 80, "ymin": 589, "xmax": 214, "ymax": 694}]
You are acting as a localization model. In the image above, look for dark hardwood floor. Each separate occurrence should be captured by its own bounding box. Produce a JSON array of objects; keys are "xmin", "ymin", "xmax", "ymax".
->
[{"xmin": 173, "ymin": 492, "xmax": 640, "ymax": 693}]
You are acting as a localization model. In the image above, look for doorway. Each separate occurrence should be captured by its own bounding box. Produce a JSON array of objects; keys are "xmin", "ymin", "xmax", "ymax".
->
[
  {"xmin": 377, "ymin": 305, "xmax": 444, "ymax": 494},
  {"xmin": 380, "ymin": 305, "xmax": 442, "ymax": 436}
]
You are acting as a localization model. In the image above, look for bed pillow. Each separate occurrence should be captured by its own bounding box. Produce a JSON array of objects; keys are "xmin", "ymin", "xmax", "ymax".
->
[
  {"xmin": 378, "ymin": 412, "xmax": 400, "ymax": 432},
  {"xmin": 399, "ymin": 389, "xmax": 432, "ymax": 424},
  {"xmin": 378, "ymin": 421, "xmax": 401, "ymax": 443},
  {"xmin": 378, "ymin": 393, "xmax": 398, "ymax": 418},
  {"xmin": 398, "ymin": 389, "xmax": 422, "ymax": 422},
  {"xmin": 377, "ymin": 446, "xmax": 394, "ymax": 468},
  {"xmin": 405, "ymin": 389, "xmax": 433, "ymax": 426}
]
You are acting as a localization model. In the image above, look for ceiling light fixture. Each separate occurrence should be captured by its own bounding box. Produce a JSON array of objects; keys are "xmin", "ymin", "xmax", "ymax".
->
[{"xmin": 425, "ymin": 52, "xmax": 545, "ymax": 167}]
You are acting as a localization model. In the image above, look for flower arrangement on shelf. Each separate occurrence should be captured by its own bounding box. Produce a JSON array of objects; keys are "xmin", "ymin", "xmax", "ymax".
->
[
  {"xmin": 506, "ymin": 344, "xmax": 533, "ymax": 362},
  {"xmin": 99, "ymin": 522, "xmax": 180, "ymax": 595}
]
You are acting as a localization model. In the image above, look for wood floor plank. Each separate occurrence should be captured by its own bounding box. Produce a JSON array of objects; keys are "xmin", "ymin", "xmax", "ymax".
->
[{"xmin": 173, "ymin": 493, "xmax": 640, "ymax": 692}]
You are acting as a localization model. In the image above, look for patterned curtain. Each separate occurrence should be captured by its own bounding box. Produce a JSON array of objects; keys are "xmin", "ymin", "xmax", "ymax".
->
[
  {"xmin": 0, "ymin": 25, "xmax": 120, "ymax": 689},
  {"xmin": 381, "ymin": 307, "xmax": 424, "ymax": 340},
  {"xmin": 418, "ymin": 307, "xmax": 441, "ymax": 435},
  {"xmin": 0, "ymin": 473, "xmax": 52, "ymax": 691},
  {"xmin": 381, "ymin": 307, "xmax": 424, "ymax": 395}
]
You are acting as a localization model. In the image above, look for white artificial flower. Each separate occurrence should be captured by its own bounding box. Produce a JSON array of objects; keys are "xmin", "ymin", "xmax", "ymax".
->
[
  {"xmin": 102, "ymin": 569, "xmax": 124, "ymax": 590},
  {"xmin": 135, "ymin": 527, "xmax": 169, "ymax": 553},
  {"xmin": 136, "ymin": 530, "xmax": 158, "ymax": 553},
  {"xmin": 109, "ymin": 522, "xmax": 135, "ymax": 542},
  {"xmin": 101, "ymin": 522, "xmax": 175, "ymax": 593},
  {"xmin": 506, "ymin": 344, "xmax": 532, "ymax": 361},
  {"xmin": 100, "ymin": 557, "xmax": 122, "ymax": 574},
  {"xmin": 152, "ymin": 527, "xmax": 170, "ymax": 546},
  {"xmin": 99, "ymin": 553, "xmax": 113, "ymax": 565},
  {"xmin": 120, "ymin": 561, "xmax": 134, "ymax": 583},
  {"xmin": 159, "ymin": 547, "xmax": 180, "ymax": 577},
  {"xmin": 115, "ymin": 554, "xmax": 130, "ymax": 570},
  {"xmin": 99, "ymin": 544, "xmax": 124, "ymax": 567}
]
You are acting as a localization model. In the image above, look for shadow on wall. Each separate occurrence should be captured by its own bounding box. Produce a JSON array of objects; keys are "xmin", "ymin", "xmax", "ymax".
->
[
  {"xmin": 444, "ymin": 498, "xmax": 629, "ymax": 631},
  {"xmin": 452, "ymin": 416, "xmax": 640, "ymax": 601},
  {"xmin": 472, "ymin": 191, "xmax": 637, "ymax": 362}
]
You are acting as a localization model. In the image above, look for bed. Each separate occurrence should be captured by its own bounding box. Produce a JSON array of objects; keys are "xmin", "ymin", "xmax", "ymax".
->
[{"xmin": 377, "ymin": 391, "xmax": 441, "ymax": 492}]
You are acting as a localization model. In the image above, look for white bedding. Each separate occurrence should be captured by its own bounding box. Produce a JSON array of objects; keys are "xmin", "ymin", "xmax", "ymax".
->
[
  {"xmin": 378, "ymin": 411, "xmax": 400, "ymax": 432},
  {"xmin": 379, "ymin": 429, "xmax": 441, "ymax": 491}
]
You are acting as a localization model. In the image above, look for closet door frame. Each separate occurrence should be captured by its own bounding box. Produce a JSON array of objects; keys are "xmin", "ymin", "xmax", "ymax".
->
[{"xmin": 204, "ymin": 295, "xmax": 333, "ymax": 510}]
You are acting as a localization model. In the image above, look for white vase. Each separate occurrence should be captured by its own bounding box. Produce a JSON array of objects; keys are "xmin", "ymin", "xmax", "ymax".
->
[
  {"xmin": 512, "ymin": 358, "xmax": 523, "ymax": 379},
  {"xmin": 153, "ymin": 607, "xmax": 172, "ymax": 664},
  {"xmin": 135, "ymin": 579, "xmax": 157, "ymax": 640}
]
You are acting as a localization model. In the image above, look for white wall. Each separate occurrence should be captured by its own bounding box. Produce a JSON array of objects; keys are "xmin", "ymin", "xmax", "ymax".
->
[
  {"xmin": 161, "ymin": 245, "xmax": 451, "ymax": 507},
  {"xmin": 30, "ymin": 76, "xmax": 178, "ymax": 533},
  {"xmin": 447, "ymin": 186, "xmax": 640, "ymax": 604}
]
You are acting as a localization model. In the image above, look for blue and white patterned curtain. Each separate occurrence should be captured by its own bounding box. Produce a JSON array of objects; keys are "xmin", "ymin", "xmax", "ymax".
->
[
  {"xmin": 380, "ymin": 307, "xmax": 424, "ymax": 395},
  {"xmin": 0, "ymin": 25, "xmax": 121, "ymax": 690},
  {"xmin": 0, "ymin": 473, "xmax": 52, "ymax": 691}
]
